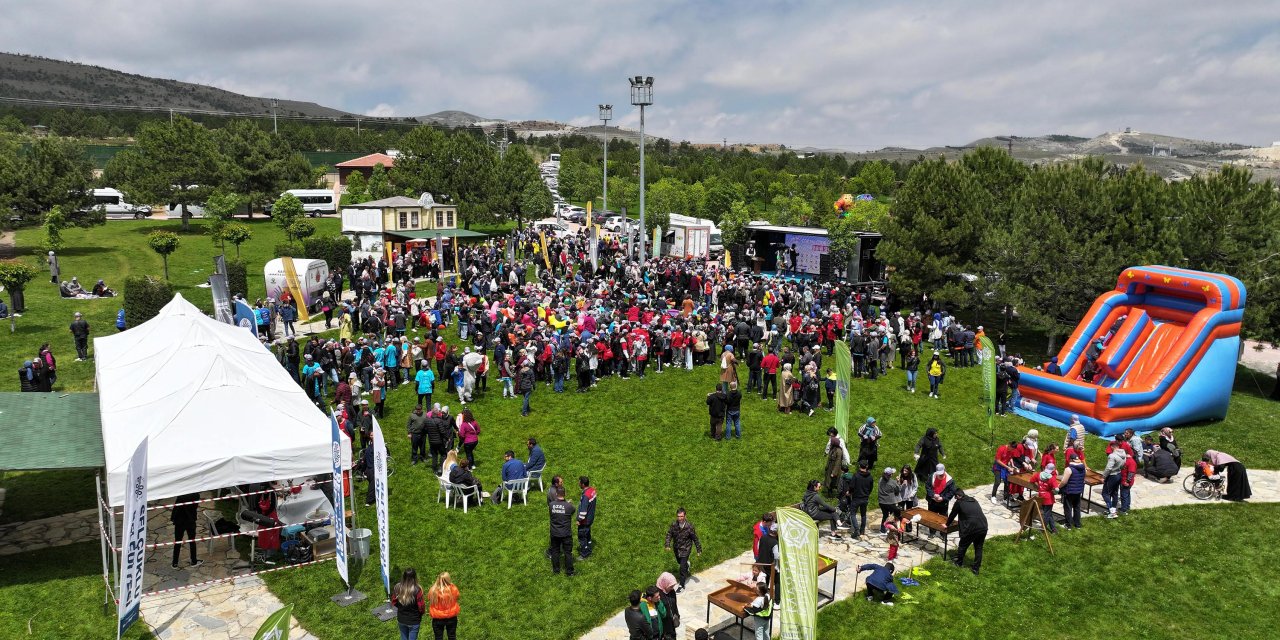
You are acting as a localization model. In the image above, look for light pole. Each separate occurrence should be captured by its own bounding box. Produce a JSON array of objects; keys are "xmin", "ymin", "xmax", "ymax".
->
[
  {"xmin": 599, "ymin": 104, "xmax": 611, "ymax": 217},
  {"xmin": 629, "ymin": 75, "xmax": 653, "ymax": 262}
]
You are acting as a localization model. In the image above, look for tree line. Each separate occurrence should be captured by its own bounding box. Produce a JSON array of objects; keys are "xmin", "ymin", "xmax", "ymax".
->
[{"xmin": 878, "ymin": 147, "xmax": 1280, "ymax": 345}]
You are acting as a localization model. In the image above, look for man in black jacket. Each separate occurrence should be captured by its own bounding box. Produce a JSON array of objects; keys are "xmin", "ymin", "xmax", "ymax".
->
[
  {"xmin": 425, "ymin": 406, "xmax": 449, "ymax": 474},
  {"xmin": 946, "ymin": 489, "xmax": 989, "ymax": 575},
  {"xmin": 548, "ymin": 486, "xmax": 575, "ymax": 576},
  {"xmin": 846, "ymin": 461, "xmax": 874, "ymax": 538},
  {"xmin": 170, "ymin": 492, "xmax": 203, "ymax": 568},
  {"xmin": 706, "ymin": 386, "xmax": 727, "ymax": 441},
  {"xmin": 624, "ymin": 590, "xmax": 653, "ymax": 639},
  {"xmin": 746, "ymin": 343, "xmax": 763, "ymax": 392}
]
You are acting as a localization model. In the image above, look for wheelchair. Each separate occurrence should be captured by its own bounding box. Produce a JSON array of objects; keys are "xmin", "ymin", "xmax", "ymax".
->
[{"xmin": 1184, "ymin": 473, "xmax": 1224, "ymax": 500}]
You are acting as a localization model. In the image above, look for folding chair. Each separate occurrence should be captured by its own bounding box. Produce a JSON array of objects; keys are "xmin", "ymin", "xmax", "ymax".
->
[
  {"xmin": 505, "ymin": 477, "xmax": 530, "ymax": 509},
  {"xmin": 527, "ymin": 468, "xmax": 545, "ymax": 492}
]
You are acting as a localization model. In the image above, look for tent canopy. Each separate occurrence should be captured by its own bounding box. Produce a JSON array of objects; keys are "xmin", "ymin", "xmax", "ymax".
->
[
  {"xmin": 94, "ymin": 294, "xmax": 351, "ymax": 507},
  {"xmin": 0, "ymin": 392, "xmax": 105, "ymax": 470}
]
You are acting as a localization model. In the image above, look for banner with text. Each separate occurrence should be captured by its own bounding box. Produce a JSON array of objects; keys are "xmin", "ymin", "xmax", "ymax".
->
[
  {"xmin": 776, "ymin": 506, "xmax": 817, "ymax": 640},
  {"xmin": 209, "ymin": 273, "xmax": 235, "ymax": 325},
  {"xmin": 280, "ymin": 257, "xmax": 312, "ymax": 323},
  {"xmin": 371, "ymin": 415, "xmax": 391, "ymax": 597},
  {"xmin": 117, "ymin": 438, "xmax": 149, "ymax": 639},
  {"xmin": 330, "ymin": 412, "xmax": 349, "ymax": 587},
  {"xmin": 980, "ymin": 335, "xmax": 996, "ymax": 445},
  {"xmin": 834, "ymin": 340, "xmax": 852, "ymax": 441}
]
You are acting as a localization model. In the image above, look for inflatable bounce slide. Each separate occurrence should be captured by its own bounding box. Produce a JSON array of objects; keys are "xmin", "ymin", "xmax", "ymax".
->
[{"xmin": 1016, "ymin": 266, "xmax": 1245, "ymax": 437}]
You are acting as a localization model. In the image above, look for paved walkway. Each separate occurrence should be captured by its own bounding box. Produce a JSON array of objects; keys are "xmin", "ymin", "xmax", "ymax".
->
[
  {"xmin": 581, "ymin": 468, "xmax": 1280, "ymax": 640},
  {"xmin": 0, "ymin": 507, "xmax": 99, "ymax": 556}
]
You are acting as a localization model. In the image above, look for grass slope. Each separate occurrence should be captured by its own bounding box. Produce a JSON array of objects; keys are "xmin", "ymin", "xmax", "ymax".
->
[
  {"xmin": 817, "ymin": 502, "xmax": 1280, "ymax": 640},
  {"xmin": 263, "ymin": 332, "xmax": 1279, "ymax": 640},
  {"xmin": 5, "ymin": 217, "xmax": 339, "ymax": 393},
  {"xmin": 0, "ymin": 542, "xmax": 154, "ymax": 639}
]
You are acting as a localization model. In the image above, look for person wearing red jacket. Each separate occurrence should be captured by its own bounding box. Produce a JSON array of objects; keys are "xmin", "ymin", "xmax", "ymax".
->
[
  {"xmin": 991, "ymin": 440, "xmax": 1019, "ymax": 505},
  {"xmin": 1035, "ymin": 467, "xmax": 1060, "ymax": 533},
  {"xmin": 1119, "ymin": 454, "xmax": 1138, "ymax": 515},
  {"xmin": 760, "ymin": 351, "xmax": 780, "ymax": 400},
  {"xmin": 752, "ymin": 512, "xmax": 774, "ymax": 562}
]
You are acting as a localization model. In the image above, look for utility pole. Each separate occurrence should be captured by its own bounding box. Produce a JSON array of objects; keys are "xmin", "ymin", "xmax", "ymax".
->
[
  {"xmin": 1007, "ymin": 137, "xmax": 1012, "ymax": 154},
  {"xmin": 271, "ymin": 99, "xmax": 279, "ymax": 135},
  {"xmin": 169, "ymin": 108, "xmax": 173, "ymax": 124},
  {"xmin": 356, "ymin": 118, "xmax": 362, "ymax": 137}
]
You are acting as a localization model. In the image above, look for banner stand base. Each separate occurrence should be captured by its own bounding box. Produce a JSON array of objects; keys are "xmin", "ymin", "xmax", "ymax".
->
[
  {"xmin": 371, "ymin": 601, "xmax": 396, "ymax": 621},
  {"xmin": 332, "ymin": 589, "xmax": 367, "ymax": 607}
]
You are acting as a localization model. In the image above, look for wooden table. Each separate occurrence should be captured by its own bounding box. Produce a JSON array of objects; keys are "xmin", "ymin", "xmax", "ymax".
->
[
  {"xmin": 817, "ymin": 554, "xmax": 838, "ymax": 607},
  {"xmin": 1010, "ymin": 468, "xmax": 1106, "ymax": 520},
  {"xmin": 707, "ymin": 580, "xmax": 759, "ymax": 640},
  {"xmin": 902, "ymin": 507, "xmax": 958, "ymax": 557}
]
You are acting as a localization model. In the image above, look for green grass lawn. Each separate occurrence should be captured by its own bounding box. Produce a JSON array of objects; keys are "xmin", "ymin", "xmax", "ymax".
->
[
  {"xmin": 0, "ymin": 542, "xmax": 154, "ymax": 639},
  {"xmin": 0, "ymin": 468, "xmax": 99, "ymax": 524},
  {"xmin": 262, "ymin": 332, "xmax": 1280, "ymax": 640},
  {"xmin": 4, "ymin": 217, "xmax": 340, "ymax": 393},
  {"xmin": 817, "ymin": 502, "xmax": 1280, "ymax": 639}
]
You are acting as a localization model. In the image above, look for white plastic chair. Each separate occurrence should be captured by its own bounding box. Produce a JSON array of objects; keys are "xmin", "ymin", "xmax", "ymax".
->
[
  {"xmin": 437, "ymin": 475, "xmax": 454, "ymax": 508},
  {"xmin": 527, "ymin": 468, "xmax": 545, "ymax": 492},
  {"xmin": 454, "ymin": 483, "xmax": 482, "ymax": 513},
  {"xmin": 504, "ymin": 477, "xmax": 530, "ymax": 508}
]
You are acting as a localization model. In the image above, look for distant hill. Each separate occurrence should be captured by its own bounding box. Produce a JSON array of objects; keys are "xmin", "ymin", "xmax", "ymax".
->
[{"xmin": 0, "ymin": 51, "xmax": 353, "ymax": 118}]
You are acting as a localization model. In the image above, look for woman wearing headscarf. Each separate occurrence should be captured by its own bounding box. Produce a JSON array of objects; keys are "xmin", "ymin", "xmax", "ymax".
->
[
  {"xmin": 913, "ymin": 428, "xmax": 946, "ymax": 488},
  {"xmin": 1159, "ymin": 428, "xmax": 1182, "ymax": 467},
  {"xmin": 1064, "ymin": 414, "xmax": 1086, "ymax": 451},
  {"xmin": 823, "ymin": 428, "xmax": 851, "ymax": 496},
  {"xmin": 1205, "ymin": 450, "xmax": 1251, "ymax": 501},
  {"xmin": 1022, "ymin": 429, "xmax": 1040, "ymax": 462},
  {"xmin": 778, "ymin": 363, "xmax": 795, "ymax": 414},
  {"xmin": 655, "ymin": 572, "xmax": 681, "ymax": 638}
]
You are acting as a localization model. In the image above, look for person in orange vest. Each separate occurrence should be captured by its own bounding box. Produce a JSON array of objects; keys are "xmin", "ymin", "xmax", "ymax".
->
[{"xmin": 428, "ymin": 572, "xmax": 460, "ymax": 640}]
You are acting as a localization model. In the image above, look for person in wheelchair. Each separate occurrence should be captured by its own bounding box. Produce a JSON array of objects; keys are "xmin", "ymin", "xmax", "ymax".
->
[{"xmin": 1194, "ymin": 457, "xmax": 1224, "ymax": 485}]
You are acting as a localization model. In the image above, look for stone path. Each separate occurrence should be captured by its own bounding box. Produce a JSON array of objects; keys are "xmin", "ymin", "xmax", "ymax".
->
[
  {"xmin": 0, "ymin": 508, "xmax": 99, "ymax": 556},
  {"xmin": 581, "ymin": 467, "xmax": 1280, "ymax": 640},
  {"xmin": 141, "ymin": 575, "xmax": 318, "ymax": 640}
]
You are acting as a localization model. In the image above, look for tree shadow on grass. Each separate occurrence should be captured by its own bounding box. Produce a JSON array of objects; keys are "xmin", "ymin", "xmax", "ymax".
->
[{"xmin": 1232, "ymin": 364, "xmax": 1277, "ymax": 400}]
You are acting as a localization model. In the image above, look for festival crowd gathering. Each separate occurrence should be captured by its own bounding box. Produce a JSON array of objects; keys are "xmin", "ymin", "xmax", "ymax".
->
[{"xmin": 18, "ymin": 223, "xmax": 1256, "ymax": 640}]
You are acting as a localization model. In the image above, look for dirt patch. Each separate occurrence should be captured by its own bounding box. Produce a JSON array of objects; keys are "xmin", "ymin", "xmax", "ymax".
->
[{"xmin": 0, "ymin": 230, "xmax": 15, "ymax": 259}]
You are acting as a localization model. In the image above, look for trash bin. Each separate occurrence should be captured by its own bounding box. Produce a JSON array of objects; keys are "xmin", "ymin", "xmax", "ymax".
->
[
  {"xmin": 349, "ymin": 528, "xmax": 372, "ymax": 560},
  {"xmin": 348, "ymin": 528, "xmax": 371, "ymax": 584}
]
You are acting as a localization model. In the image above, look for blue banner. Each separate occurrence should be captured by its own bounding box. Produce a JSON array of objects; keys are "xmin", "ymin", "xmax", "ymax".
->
[
  {"xmin": 330, "ymin": 412, "xmax": 348, "ymax": 586},
  {"xmin": 234, "ymin": 299, "xmax": 258, "ymax": 336}
]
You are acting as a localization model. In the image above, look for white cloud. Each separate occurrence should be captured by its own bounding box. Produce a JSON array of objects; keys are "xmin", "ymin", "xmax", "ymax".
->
[
  {"xmin": 364, "ymin": 103, "xmax": 397, "ymax": 118},
  {"xmin": 1, "ymin": 0, "xmax": 1278, "ymax": 148}
]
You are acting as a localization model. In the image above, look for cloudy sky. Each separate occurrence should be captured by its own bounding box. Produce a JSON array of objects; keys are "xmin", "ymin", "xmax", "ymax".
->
[{"xmin": 4, "ymin": 1, "xmax": 1279, "ymax": 149}]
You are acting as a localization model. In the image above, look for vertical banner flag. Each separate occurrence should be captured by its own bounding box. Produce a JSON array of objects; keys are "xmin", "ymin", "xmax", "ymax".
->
[
  {"xmin": 589, "ymin": 225, "xmax": 599, "ymax": 272},
  {"xmin": 117, "ymin": 438, "xmax": 149, "ymax": 639},
  {"xmin": 538, "ymin": 231, "xmax": 552, "ymax": 270},
  {"xmin": 776, "ymin": 506, "xmax": 818, "ymax": 640},
  {"xmin": 452, "ymin": 237, "xmax": 461, "ymax": 279},
  {"xmin": 371, "ymin": 416, "xmax": 391, "ymax": 597},
  {"xmin": 209, "ymin": 273, "xmax": 235, "ymax": 325},
  {"xmin": 434, "ymin": 234, "xmax": 445, "ymax": 280},
  {"xmin": 252, "ymin": 603, "xmax": 294, "ymax": 640},
  {"xmin": 280, "ymin": 257, "xmax": 312, "ymax": 323},
  {"xmin": 652, "ymin": 225, "xmax": 661, "ymax": 260},
  {"xmin": 234, "ymin": 298, "xmax": 258, "ymax": 336},
  {"xmin": 214, "ymin": 254, "xmax": 228, "ymax": 276},
  {"xmin": 980, "ymin": 336, "xmax": 996, "ymax": 445},
  {"xmin": 330, "ymin": 412, "xmax": 349, "ymax": 587},
  {"xmin": 834, "ymin": 340, "xmax": 852, "ymax": 441}
]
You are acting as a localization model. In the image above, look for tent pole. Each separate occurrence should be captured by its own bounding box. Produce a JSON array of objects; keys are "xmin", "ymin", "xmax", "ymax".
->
[
  {"xmin": 96, "ymin": 471, "xmax": 111, "ymax": 612},
  {"xmin": 108, "ymin": 480, "xmax": 120, "ymax": 611}
]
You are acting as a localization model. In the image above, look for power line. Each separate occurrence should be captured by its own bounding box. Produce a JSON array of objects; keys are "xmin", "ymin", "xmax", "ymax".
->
[{"xmin": 0, "ymin": 95, "xmax": 435, "ymax": 128}]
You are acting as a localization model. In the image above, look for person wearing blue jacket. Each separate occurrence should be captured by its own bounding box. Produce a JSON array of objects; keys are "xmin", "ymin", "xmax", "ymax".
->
[
  {"xmin": 526, "ymin": 438, "xmax": 546, "ymax": 476},
  {"xmin": 491, "ymin": 450, "xmax": 528, "ymax": 505},
  {"xmin": 857, "ymin": 562, "xmax": 898, "ymax": 605},
  {"xmin": 383, "ymin": 341, "xmax": 400, "ymax": 387}
]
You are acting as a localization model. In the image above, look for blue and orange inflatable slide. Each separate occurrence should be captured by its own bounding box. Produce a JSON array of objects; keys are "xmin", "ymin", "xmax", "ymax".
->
[{"xmin": 1016, "ymin": 266, "xmax": 1245, "ymax": 437}]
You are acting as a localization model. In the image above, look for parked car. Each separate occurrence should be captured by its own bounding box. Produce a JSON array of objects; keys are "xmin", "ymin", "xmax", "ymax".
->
[{"xmin": 590, "ymin": 211, "xmax": 607, "ymax": 225}]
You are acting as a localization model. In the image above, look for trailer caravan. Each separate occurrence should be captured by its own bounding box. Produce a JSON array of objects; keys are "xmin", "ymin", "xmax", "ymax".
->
[
  {"xmin": 663, "ymin": 213, "xmax": 722, "ymax": 259},
  {"xmin": 263, "ymin": 258, "xmax": 329, "ymax": 312}
]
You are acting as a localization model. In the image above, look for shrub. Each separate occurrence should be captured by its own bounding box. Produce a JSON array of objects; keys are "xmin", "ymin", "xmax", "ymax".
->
[
  {"xmin": 303, "ymin": 234, "xmax": 353, "ymax": 274},
  {"xmin": 226, "ymin": 258, "xmax": 248, "ymax": 298},
  {"xmin": 274, "ymin": 242, "xmax": 304, "ymax": 258},
  {"xmin": 123, "ymin": 275, "xmax": 173, "ymax": 328}
]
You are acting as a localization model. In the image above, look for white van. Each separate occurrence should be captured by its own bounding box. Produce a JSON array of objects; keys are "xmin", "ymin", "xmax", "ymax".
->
[
  {"xmin": 263, "ymin": 258, "xmax": 330, "ymax": 312},
  {"xmin": 84, "ymin": 188, "xmax": 151, "ymax": 219},
  {"xmin": 266, "ymin": 189, "xmax": 337, "ymax": 218}
]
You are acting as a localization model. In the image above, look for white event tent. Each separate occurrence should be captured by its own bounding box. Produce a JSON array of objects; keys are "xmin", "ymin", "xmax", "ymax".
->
[{"xmin": 95, "ymin": 293, "xmax": 351, "ymax": 507}]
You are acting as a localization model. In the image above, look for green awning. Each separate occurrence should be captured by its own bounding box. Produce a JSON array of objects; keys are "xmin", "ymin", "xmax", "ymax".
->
[
  {"xmin": 0, "ymin": 393, "xmax": 105, "ymax": 470},
  {"xmin": 385, "ymin": 228, "xmax": 488, "ymax": 240}
]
